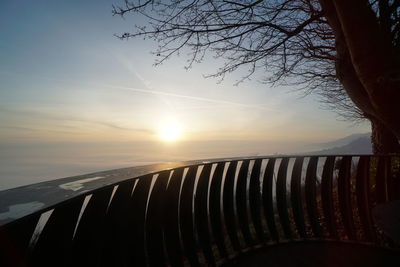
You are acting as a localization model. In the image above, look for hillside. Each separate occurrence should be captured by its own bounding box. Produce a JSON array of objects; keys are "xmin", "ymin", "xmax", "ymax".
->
[{"xmin": 307, "ymin": 134, "xmax": 372, "ymax": 155}]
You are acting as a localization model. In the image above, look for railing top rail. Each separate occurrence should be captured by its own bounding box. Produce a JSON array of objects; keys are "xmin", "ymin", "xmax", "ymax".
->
[
  {"xmin": 1, "ymin": 154, "xmax": 397, "ymax": 226},
  {"xmin": 0, "ymin": 159, "xmax": 212, "ymax": 226}
]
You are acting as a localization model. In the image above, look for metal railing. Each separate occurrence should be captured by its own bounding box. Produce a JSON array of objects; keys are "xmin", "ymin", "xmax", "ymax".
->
[{"xmin": 0, "ymin": 155, "xmax": 399, "ymax": 266}]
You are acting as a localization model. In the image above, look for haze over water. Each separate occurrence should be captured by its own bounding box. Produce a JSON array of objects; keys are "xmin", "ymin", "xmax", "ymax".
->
[{"xmin": 1, "ymin": 140, "xmax": 315, "ymax": 190}]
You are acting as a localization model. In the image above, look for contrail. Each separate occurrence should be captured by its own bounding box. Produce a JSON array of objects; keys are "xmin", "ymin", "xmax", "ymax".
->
[
  {"xmin": 101, "ymin": 84, "xmax": 273, "ymax": 111},
  {"xmin": 0, "ymin": 70, "xmax": 273, "ymax": 110},
  {"xmin": 107, "ymin": 56, "xmax": 269, "ymax": 110}
]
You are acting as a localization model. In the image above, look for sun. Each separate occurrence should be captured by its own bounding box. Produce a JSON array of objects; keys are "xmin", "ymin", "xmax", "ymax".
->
[{"xmin": 159, "ymin": 121, "xmax": 182, "ymax": 142}]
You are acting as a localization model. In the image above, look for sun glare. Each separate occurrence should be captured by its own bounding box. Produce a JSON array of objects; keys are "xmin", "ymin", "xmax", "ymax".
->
[{"xmin": 159, "ymin": 121, "xmax": 182, "ymax": 142}]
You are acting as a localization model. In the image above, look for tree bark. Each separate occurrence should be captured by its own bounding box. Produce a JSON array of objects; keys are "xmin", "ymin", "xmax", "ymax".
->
[
  {"xmin": 319, "ymin": 0, "xmax": 374, "ymax": 117},
  {"xmin": 331, "ymin": 0, "xmax": 400, "ymax": 138},
  {"xmin": 335, "ymin": 36, "xmax": 375, "ymax": 117},
  {"xmin": 370, "ymin": 117, "xmax": 400, "ymax": 154},
  {"xmin": 336, "ymin": 42, "xmax": 400, "ymax": 154},
  {"xmin": 319, "ymin": 0, "xmax": 400, "ymax": 153}
]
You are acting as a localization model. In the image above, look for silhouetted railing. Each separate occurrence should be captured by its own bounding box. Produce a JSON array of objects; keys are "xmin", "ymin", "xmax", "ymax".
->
[{"xmin": 1, "ymin": 155, "xmax": 400, "ymax": 266}]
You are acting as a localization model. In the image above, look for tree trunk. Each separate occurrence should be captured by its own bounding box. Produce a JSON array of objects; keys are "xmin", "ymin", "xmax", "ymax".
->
[
  {"xmin": 370, "ymin": 117, "xmax": 400, "ymax": 154},
  {"xmin": 334, "ymin": 34, "xmax": 375, "ymax": 117},
  {"xmin": 332, "ymin": 0, "xmax": 400, "ymax": 138},
  {"xmin": 319, "ymin": 0, "xmax": 400, "ymax": 154}
]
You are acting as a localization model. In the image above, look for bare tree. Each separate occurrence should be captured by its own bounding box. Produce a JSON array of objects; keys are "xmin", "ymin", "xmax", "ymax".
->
[{"xmin": 112, "ymin": 0, "xmax": 400, "ymax": 153}]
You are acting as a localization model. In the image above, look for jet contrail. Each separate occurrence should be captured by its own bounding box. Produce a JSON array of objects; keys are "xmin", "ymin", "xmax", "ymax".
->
[
  {"xmin": 0, "ymin": 70, "xmax": 274, "ymax": 111},
  {"xmin": 101, "ymin": 84, "xmax": 273, "ymax": 111}
]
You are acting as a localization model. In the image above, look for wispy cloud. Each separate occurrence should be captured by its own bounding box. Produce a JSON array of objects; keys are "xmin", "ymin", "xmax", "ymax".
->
[
  {"xmin": 0, "ymin": 108, "xmax": 154, "ymax": 134},
  {"xmin": 0, "ymin": 125, "xmax": 81, "ymax": 135},
  {"xmin": 81, "ymin": 119, "xmax": 153, "ymax": 133}
]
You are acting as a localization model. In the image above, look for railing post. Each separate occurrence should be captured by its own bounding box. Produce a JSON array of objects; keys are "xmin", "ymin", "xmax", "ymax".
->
[
  {"xmin": 291, "ymin": 157, "xmax": 307, "ymax": 239},
  {"xmin": 195, "ymin": 164, "xmax": 215, "ymax": 265},
  {"xmin": 321, "ymin": 156, "xmax": 338, "ymax": 239},
  {"xmin": 276, "ymin": 157, "xmax": 292, "ymax": 240},
  {"xmin": 249, "ymin": 159, "xmax": 264, "ymax": 243},
  {"xmin": 338, "ymin": 156, "xmax": 356, "ymax": 240},
  {"xmin": 305, "ymin": 157, "xmax": 321, "ymax": 238},
  {"xmin": 165, "ymin": 168, "xmax": 185, "ymax": 267},
  {"xmin": 262, "ymin": 158, "xmax": 279, "ymax": 242},
  {"xmin": 223, "ymin": 161, "xmax": 241, "ymax": 251},
  {"xmin": 356, "ymin": 156, "xmax": 376, "ymax": 242},
  {"xmin": 179, "ymin": 166, "xmax": 200, "ymax": 267},
  {"xmin": 236, "ymin": 160, "xmax": 254, "ymax": 247}
]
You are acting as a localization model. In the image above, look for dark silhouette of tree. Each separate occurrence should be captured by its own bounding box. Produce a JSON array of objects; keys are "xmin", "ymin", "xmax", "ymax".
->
[{"xmin": 112, "ymin": 0, "xmax": 400, "ymax": 154}]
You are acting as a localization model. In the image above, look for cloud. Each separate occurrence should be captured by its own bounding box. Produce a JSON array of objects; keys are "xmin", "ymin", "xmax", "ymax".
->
[
  {"xmin": 0, "ymin": 107, "xmax": 154, "ymax": 134},
  {"xmin": 80, "ymin": 119, "xmax": 154, "ymax": 134},
  {"xmin": 0, "ymin": 126, "xmax": 79, "ymax": 135}
]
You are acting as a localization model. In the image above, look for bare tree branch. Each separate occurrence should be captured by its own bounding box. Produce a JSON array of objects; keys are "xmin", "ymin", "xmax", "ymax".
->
[{"xmin": 112, "ymin": 0, "xmax": 400, "ymax": 125}]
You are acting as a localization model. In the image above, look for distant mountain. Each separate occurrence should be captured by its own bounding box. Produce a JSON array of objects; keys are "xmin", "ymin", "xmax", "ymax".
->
[
  {"xmin": 314, "ymin": 132, "xmax": 371, "ymax": 149},
  {"xmin": 307, "ymin": 135, "xmax": 372, "ymax": 155}
]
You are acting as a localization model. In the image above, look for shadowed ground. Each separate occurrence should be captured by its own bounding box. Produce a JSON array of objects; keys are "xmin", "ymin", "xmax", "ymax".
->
[{"xmin": 223, "ymin": 241, "xmax": 400, "ymax": 267}]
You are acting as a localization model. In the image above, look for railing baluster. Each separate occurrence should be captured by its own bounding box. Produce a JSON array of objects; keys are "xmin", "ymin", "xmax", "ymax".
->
[
  {"xmin": 127, "ymin": 175, "xmax": 153, "ymax": 267},
  {"xmin": 305, "ymin": 156, "xmax": 321, "ymax": 238},
  {"xmin": 209, "ymin": 162, "xmax": 228, "ymax": 260},
  {"xmin": 291, "ymin": 157, "xmax": 307, "ymax": 239},
  {"xmin": 3, "ymin": 155, "xmax": 400, "ymax": 267},
  {"xmin": 0, "ymin": 214, "xmax": 40, "ymax": 267},
  {"xmin": 236, "ymin": 160, "xmax": 254, "ymax": 247},
  {"xmin": 101, "ymin": 180, "xmax": 136, "ymax": 267},
  {"xmin": 276, "ymin": 157, "xmax": 292, "ymax": 240},
  {"xmin": 180, "ymin": 166, "xmax": 200, "ymax": 267},
  {"xmin": 338, "ymin": 156, "xmax": 356, "ymax": 240},
  {"xmin": 146, "ymin": 171, "xmax": 170, "ymax": 267},
  {"xmin": 249, "ymin": 158, "xmax": 264, "ymax": 243},
  {"xmin": 321, "ymin": 156, "xmax": 338, "ymax": 239},
  {"xmin": 165, "ymin": 168, "xmax": 185, "ymax": 267},
  {"xmin": 376, "ymin": 156, "xmax": 390, "ymax": 203},
  {"xmin": 71, "ymin": 186, "xmax": 114, "ymax": 266},
  {"xmin": 356, "ymin": 156, "xmax": 375, "ymax": 242},
  {"xmin": 262, "ymin": 158, "xmax": 279, "ymax": 242},
  {"xmin": 386, "ymin": 157, "xmax": 395, "ymax": 201},
  {"xmin": 223, "ymin": 161, "xmax": 241, "ymax": 251},
  {"xmin": 390, "ymin": 156, "xmax": 400, "ymax": 200},
  {"xmin": 194, "ymin": 164, "xmax": 215, "ymax": 265},
  {"xmin": 31, "ymin": 195, "xmax": 85, "ymax": 267}
]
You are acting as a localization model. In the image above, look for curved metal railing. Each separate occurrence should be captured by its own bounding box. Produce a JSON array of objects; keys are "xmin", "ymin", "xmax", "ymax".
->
[{"xmin": 0, "ymin": 155, "xmax": 399, "ymax": 266}]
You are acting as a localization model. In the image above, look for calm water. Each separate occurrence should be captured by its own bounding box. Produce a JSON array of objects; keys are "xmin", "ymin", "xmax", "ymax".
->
[{"xmin": 0, "ymin": 140, "xmax": 312, "ymax": 190}]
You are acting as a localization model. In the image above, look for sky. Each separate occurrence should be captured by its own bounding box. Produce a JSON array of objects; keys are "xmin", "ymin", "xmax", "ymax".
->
[{"xmin": 0, "ymin": 0, "xmax": 370, "ymax": 189}]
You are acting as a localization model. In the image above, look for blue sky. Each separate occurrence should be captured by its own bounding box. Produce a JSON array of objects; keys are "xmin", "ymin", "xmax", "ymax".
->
[{"xmin": 0, "ymin": 1, "xmax": 370, "ymax": 188}]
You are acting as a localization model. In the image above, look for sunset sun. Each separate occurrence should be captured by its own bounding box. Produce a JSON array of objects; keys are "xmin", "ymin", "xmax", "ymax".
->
[{"xmin": 159, "ymin": 120, "xmax": 182, "ymax": 142}]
